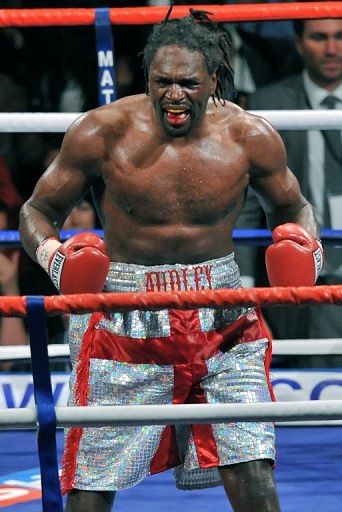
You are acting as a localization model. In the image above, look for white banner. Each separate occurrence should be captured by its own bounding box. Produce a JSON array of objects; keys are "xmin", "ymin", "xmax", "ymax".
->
[
  {"xmin": 271, "ymin": 370, "xmax": 342, "ymax": 401},
  {"xmin": 0, "ymin": 374, "xmax": 69, "ymax": 409},
  {"xmin": 0, "ymin": 370, "xmax": 341, "ymax": 409}
]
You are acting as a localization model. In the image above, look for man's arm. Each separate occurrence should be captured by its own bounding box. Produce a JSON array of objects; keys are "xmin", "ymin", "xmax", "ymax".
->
[
  {"xmin": 19, "ymin": 112, "xmax": 110, "ymax": 294},
  {"xmin": 19, "ymin": 114, "xmax": 102, "ymax": 256},
  {"xmin": 245, "ymin": 115, "xmax": 323, "ymax": 286},
  {"xmin": 246, "ymin": 116, "xmax": 317, "ymax": 234}
]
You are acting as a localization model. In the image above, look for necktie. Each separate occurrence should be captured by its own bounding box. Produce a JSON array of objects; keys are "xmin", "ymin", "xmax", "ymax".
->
[{"xmin": 320, "ymin": 95, "xmax": 342, "ymax": 276}]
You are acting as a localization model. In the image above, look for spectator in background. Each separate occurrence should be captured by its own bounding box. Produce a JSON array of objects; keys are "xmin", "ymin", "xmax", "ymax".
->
[
  {"xmin": 222, "ymin": 1, "xmax": 301, "ymax": 107},
  {"xmin": 63, "ymin": 196, "xmax": 98, "ymax": 231},
  {"xmin": 0, "ymin": 71, "xmax": 58, "ymax": 204},
  {"xmin": 225, "ymin": 22, "xmax": 299, "ymax": 107},
  {"xmin": 0, "ymin": 154, "xmax": 23, "ymax": 211},
  {"xmin": 0, "ymin": 1, "xmax": 27, "ymax": 85},
  {"xmin": 235, "ymin": 17, "xmax": 342, "ymax": 367},
  {"xmin": 20, "ymin": 0, "xmax": 150, "ymax": 112},
  {"xmin": 60, "ymin": 195, "xmax": 99, "ymax": 343},
  {"xmin": 0, "ymin": 73, "xmax": 26, "ymax": 215},
  {"xmin": 0, "ymin": 200, "xmax": 29, "ymax": 371}
]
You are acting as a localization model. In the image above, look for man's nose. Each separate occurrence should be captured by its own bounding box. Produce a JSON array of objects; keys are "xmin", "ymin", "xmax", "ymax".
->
[
  {"xmin": 325, "ymin": 36, "xmax": 339, "ymax": 55},
  {"xmin": 165, "ymin": 83, "xmax": 185, "ymax": 101}
]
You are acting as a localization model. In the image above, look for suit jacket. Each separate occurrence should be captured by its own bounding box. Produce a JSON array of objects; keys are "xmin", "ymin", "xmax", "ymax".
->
[
  {"xmin": 229, "ymin": 29, "xmax": 301, "ymax": 106},
  {"xmin": 238, "ymin": 30, "xmax": 301, "ymax": 91},
  {"xmin": 249, "ymin": 74, "xmax": 310, "ymax": 195}
]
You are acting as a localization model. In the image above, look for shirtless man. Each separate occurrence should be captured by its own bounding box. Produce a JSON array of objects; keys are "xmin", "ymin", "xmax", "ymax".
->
[{"xmin": 19, "ymin": 10, "xmax": 323, "ymax": 512}]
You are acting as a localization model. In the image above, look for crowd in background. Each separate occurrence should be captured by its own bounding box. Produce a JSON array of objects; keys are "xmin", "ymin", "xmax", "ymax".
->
[{"xmin": 0, "ymin": 0, "xmax": 341, "ymax": 369}]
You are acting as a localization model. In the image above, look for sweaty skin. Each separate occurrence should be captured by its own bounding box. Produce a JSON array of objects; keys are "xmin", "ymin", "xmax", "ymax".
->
[
  {"xmin": 19, "ymin": 46, "xmax": 318, "ymax": 266},
  {"xmin": 19, "ymin": 44, "xmax": 319, "ymax": 512}
]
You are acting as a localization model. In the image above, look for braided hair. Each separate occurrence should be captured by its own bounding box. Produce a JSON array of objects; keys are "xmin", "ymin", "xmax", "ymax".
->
[{"xmin": 142, "ymin": 8, "xmax": 234, "ymax": 103}]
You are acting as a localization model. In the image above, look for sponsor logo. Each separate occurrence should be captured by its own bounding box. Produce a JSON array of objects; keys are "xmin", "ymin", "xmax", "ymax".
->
[
  {"xmin": 313, "ymin": 246, "xmax": 323, "ymax": 279},
  {"xmin": 272, "ymin": 371, "xmax": 342, "ymax": 401},
  {"xmin": 0, "ymin": 470, "xmax": 41, "ymax": 507},
  {"xmin": 50, "ymin": 251, "xmax": 66, "ymax": 289},
  {"xmin": 98, "ymin": 50, "xmax": 115, "ymax": 104},
  {"xmin": 0, "ymin": 376, "xmax": 68, "ymax": 408}
]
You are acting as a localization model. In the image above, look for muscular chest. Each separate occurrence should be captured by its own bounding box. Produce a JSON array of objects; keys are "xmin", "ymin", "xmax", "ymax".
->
[{"xmin": 103, "ymin": 138, "xmax": 248, "ymax": 223}]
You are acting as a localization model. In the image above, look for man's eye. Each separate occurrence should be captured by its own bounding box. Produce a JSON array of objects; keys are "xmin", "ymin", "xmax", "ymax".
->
[
  {"xmin": 182, "ymin": 82, "xmax": 199, "ymax": 88},
  {"xmin": 309, "ymin": 33, "xmax": 327, "ymax": 41}
]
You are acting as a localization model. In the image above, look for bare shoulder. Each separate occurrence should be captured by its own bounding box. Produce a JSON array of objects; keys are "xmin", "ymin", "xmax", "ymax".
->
[
  {"xmin": 208, "ymin": 99, "xmax": 287, "ymax": 176},
  {"xmin": 61, "ymin": 94, "xmax": 149, "ymax": 160},
  {"xmin": 240, "ymin": 108, "xmax": 286, "ymax": 169},
  {"xmin": 215, "ymin": 101, "xmax": 285, "ymax": 167},
  {"xmin": 210, "ymin": 100, "xmax": 278, "ymax": 141}
]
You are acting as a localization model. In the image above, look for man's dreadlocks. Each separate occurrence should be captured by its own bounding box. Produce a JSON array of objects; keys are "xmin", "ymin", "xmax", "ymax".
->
[{"xmin": 142, "ymin": 8, "xmax": 235, "ymax": 103}]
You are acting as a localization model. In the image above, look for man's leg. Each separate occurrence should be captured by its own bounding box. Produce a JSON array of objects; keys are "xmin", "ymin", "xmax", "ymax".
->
[
  {"xmin": 219, "ymin": 460, "xmax": 281, "ymax": 512},
  {"xmin": 65, "ymin": 489, "xmax": 116, "ymax": 512}
]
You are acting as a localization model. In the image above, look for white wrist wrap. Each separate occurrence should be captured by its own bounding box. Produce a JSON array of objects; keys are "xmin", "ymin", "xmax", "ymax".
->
[
  {"xmin": 313, "ymin": 241, "xmax": 324, "ymax": 281},
  {"xmin": 36, "ymin": 238, "xmax": 61, "ymax": 273}
]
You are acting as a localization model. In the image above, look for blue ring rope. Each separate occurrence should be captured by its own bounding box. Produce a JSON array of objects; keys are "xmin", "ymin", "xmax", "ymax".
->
[{"xmin": 1, "ymin": 229, "xmax": 342, "ymax": 248}]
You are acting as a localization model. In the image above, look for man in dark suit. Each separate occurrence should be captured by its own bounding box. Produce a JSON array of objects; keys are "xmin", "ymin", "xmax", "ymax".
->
[
  {"xmin": 226, "ymin": 23, "xmax": 300, "ymax": 108},
  {"xmin": 235, "ymin": 17, "xmax": 342, "ymax": 366}
]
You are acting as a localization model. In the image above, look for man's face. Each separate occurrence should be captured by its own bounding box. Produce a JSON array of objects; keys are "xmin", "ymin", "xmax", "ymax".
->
[
  {"xmin": 296, "ymin": 19, "xmax": 342, "ymax": 89},
  {"xmin": 148, "ymin": 45, "xmax": 217, "ymax": 138}
]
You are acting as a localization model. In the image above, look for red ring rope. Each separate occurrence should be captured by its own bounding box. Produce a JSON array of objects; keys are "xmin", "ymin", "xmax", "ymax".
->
[
  {"xmin": 0, "ymin": 285, "xmax": 341, "ymax": 317},
  {"xmin": 0, "ymin": 3, "xmax": 340, "ymax": 27}
]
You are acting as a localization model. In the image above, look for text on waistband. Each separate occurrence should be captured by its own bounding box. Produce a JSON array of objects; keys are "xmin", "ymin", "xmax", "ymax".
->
[{"xmin": 145, "ymin": 264, "xmax": 213, "ymax": 292}]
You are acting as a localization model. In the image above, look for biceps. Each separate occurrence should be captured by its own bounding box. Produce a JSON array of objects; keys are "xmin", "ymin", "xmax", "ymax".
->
[{"xmin": 30, "ymin": 163, "xmax": 95, "ymax": 223}]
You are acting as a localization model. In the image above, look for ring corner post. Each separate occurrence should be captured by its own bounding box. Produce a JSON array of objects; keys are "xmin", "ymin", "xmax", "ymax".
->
[{"xmin": 26, "ymin": 296, "xmax": 63, "ymax": 512}]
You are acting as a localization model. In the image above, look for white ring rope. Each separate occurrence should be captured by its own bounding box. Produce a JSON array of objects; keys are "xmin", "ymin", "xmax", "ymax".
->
[
  {"xmin": 272, "ymin": 338, "xmax": 342, "ymax": 355},
  {"xmin": 0, "ymin": 344, "xmax": 69, "ymax": 361},
  {"xmin": 1, "ymin": 401, "xmax": 342, "ymax": 429},
  {"xmin": 0, "ymin": 111, "xmax": 340, "ymax": 132},
  {"xmin": 1, "ymin": 338, "xmax": 342, "ymax": 361}
]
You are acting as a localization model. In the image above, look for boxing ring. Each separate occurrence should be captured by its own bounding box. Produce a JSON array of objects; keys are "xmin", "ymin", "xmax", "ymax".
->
[{"xmin": 0, "ymin": 2, "xmax": 342, "ymax": 511}]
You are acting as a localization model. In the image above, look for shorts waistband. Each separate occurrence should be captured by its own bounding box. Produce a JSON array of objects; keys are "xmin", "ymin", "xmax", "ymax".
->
[{"xmin": 105, "ymin": 253, "xmax": 241, "ymax": 293}]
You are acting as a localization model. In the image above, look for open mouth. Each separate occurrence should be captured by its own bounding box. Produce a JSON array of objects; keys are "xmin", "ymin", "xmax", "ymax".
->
[{"xmin": 164, "ymin": 107, "xmax": 190, "ymax": 125}]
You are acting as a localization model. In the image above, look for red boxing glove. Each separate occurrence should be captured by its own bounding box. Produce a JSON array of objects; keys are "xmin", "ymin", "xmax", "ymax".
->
[
  {"xmin": 265, "ymin": 223, "xmax": 324, "ymax": 287},
  {"xmin": 37, "ymin": 233, "xmax": 110, "ymax": 294}
]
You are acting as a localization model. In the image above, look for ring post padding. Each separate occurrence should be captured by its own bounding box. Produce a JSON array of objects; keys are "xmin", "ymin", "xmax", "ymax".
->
[
  {"xmin": 95, "ymin": 8, "xmax": 116, "ymax": 105},
  {"xmin": 26, "ymin": 296, "xmax": 63, "ymax": 512}
]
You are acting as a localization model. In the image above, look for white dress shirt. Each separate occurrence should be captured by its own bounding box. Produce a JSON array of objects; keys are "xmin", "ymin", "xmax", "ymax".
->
[
  {"xmin": 229, "ymin": 28, "xmax": 256, "ymax": 94},
  {"xmin": 303, "ymin": 71, "xmax": 342, "ymax": 225}
]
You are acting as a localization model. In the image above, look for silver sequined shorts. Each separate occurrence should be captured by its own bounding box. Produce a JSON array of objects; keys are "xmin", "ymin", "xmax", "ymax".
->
[{"xmin": 62, "ymin": 254, "xmax": 275, "ymax": 493}]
